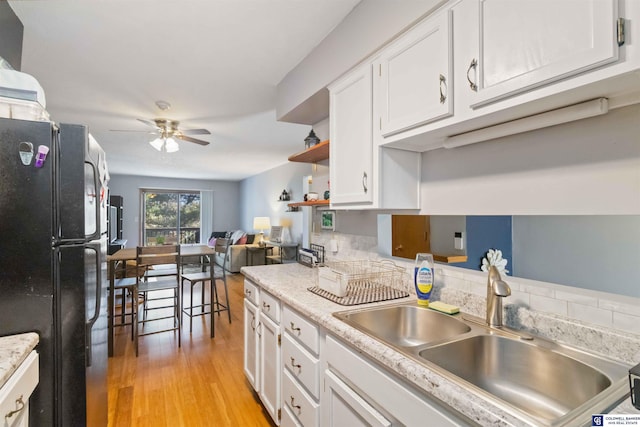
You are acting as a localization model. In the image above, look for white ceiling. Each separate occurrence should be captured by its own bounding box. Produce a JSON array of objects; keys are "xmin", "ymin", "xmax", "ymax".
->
[{"xmin": 9, "ymin": 0, "xmax": 359, "ymax": 180}]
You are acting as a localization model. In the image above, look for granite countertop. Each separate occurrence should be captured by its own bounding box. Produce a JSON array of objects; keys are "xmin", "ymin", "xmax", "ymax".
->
[
  {"xmin": 0, "ymin": 332, "xmax": 39, "ymax": 389},
  {"xmin": 242, "ymin": 263, "xmax": 637, "ymax": 427}
]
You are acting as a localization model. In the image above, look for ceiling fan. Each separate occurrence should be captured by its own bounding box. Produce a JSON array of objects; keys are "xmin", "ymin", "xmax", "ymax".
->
[{"xmin": 112, "ymin": 117, "xmax": 211, "ymax": 153}]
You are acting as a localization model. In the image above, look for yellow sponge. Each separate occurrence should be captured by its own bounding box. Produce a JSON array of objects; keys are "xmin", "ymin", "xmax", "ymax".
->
[{"xmin": 428, "ymin": 301, "xmax": 460, "ymax": 315}]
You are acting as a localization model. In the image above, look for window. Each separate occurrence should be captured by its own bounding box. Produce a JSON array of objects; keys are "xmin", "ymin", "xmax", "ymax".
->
[{"xmin": 141, "ymin": 190, "xmax": 201, "ymax": 245}]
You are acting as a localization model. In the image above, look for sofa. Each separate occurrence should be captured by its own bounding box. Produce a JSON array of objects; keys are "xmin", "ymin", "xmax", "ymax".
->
[{"xmin": 209, "ymin": 230, "xmax": 280, "ymax": 273}]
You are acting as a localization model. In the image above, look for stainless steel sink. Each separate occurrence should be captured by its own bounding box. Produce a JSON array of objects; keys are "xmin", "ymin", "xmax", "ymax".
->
[
  {"xmin": 419, "ymin": 334, "xmax": 628, "ymax": 424},
  {"xmin": 334, "ymin": 303, "xmax": 631, "ymax": 426},
  {"xmin": 334, "ymin": 303, "xmax": 471, "ymax": 347}
]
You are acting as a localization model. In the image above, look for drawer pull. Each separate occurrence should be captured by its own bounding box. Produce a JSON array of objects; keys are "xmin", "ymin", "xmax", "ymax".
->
[
  {"xmin": 290, "ymin": 357, "xmax": 301, "ymax": 370},
  {"xmin": 245, "ymin": 289, "xmax": 252, "ymax": 296},
  {"xmin": 5, "ymin": 395, "xmax": 25, "ymax": 420},
  {"xmin": 262, "ymin": 302, "xmax": 270, "ymax": 311},
  {"xmin": 290, "ymin": 395, "xmax": 301, "ymax": 412},
  {"xmin": 290, "ymin": 322, "xmax": 301, "ymax": 333}
]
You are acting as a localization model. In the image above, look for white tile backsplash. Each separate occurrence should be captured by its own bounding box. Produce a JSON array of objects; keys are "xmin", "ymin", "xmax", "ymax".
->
[
  {"xmin": 568, "ymin": 302, "xmax": 613, "ymax": 328},
  {"xmin": 529, "ymin": 294, "xmax": 568, "ymax": 316}
]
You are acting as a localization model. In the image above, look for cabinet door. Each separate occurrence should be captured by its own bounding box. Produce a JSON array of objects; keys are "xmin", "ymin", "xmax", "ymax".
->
[
  {"xmin": 469, "ymin": 0, "xmax": 618, "ymax": 108},
  {"xmin": 259, "ymin": 313, "xmax": 281, "ymax": 425},
  {"xmin": 330, "ymin": 61, "xmax": 374, "ymax": 205},
  {"xmin": 323, "ymin": 370, "xmax": 391, "ymax": 427},
  {"xmin": 377, "ymin": 9, "xmax": 453, "ymax": 137},
  {"xmin": 243, "ymin": 300, "xmax": 259, "ymax": 391}
]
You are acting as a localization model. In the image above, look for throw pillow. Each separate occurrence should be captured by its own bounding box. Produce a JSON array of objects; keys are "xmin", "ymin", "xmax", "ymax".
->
[
  {"xmin": 208, "ymin": 237, "xmax": 217, "ymax": 247},
  {"xmin": 229, "ymin": 230, "xmax": 246, "ymax": 244},
  {"xmin": 237, "ymin": 235, "xmax": 248, "ymax": 245},
  {"xmin": 246, "ymin": 234, "xmax": 255, "ymax": 244},
  {"xmin": 209, "ymin": 231, "xmax": 227, "ymax": 239}
]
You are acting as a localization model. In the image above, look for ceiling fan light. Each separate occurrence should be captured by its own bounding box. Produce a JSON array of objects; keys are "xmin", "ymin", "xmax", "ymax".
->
[
  {"xmin": 149, "ymin": 137, "xmax": 164, "ymax": 151},
  {"xmin": 165, "ymin": 137, "xmax": 179, "ymax": 152}
]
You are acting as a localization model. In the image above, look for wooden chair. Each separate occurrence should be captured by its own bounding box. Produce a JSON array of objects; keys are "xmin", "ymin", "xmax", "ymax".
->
[
  {"xmin": 180, "ymin": 238, "xmax": 231, "ymax": 338},
  {"xmin": 134, "ymin": 245, "xmax": 181, "ymax": 356}
]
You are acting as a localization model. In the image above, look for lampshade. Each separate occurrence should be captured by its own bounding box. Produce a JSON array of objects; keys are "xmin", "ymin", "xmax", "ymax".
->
[
  {"xmin": 149, "ymin": 136, "xmax": 180, "ymax": 153},
  {"xmin": 149, "ymin": 137, "xmax": 164, "ymax": 151},
  {"xmin": 253, "ymin": 217, "xmax": 271, "ymax": 231},
  {"xmin": 164, "ymin": 137, "xmax": 179, "ymax": 152}
]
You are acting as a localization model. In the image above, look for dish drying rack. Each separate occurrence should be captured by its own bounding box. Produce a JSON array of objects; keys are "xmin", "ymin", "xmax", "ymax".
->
[{"xmin": 309, "ymin": 260, "xmax": 410, "ymax": 306}]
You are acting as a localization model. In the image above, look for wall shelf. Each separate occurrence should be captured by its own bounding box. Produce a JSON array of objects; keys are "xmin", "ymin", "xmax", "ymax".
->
[
  {"xmin": 433, "ymin": 254, "xmax": 468, "ymax": 264},
  {"xmin": 287, "ymin": 199, "xmax": 330, "ymax": 208},
  {"xmin": 288, "ymin": 139, "xmax": 329, "ymax": 163}
]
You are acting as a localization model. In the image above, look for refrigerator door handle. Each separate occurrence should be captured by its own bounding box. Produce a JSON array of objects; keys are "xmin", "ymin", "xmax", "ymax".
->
[
  {"xmin": 85, "ymin": 160, "xmax": 102, "ymax": 242},
  {"xmin": 85, "ymin": 242, "xmax": 102, "ymax": 367}
]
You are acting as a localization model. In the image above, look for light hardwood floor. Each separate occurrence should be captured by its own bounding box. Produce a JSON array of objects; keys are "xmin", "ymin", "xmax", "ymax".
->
[{"xmin": 108, "ymin": 272, "xmax": 275, "ymax": 427}]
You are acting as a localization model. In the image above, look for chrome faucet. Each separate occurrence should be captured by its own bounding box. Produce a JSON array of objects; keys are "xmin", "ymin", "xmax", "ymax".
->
[{"xmin": 486, "ymin": 265, "xmax": 511, "ymax": 327}]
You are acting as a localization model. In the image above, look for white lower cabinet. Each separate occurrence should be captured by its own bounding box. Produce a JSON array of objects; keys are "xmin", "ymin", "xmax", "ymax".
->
[
  {"xmin": 323, "ymin": 335, "xmax": 474, "ymax": 427},
  {"xmin": 324, "ymin": 370, "xmax": 391, "ymax": 427},
  {"xmin": 243, "ymin": 281, "xmax": 473, "ymax": 427},
  {"xmin": 243, "ymin": 299, "xmax": 259, "ymax": 390},
  {"xmin": 243, "ymin": 279, "xmax": 282, "ymax": 425},
  {"xmin": 0, "ymin": 350, "xmax": 39, "ymax": 427},
  {"xmin": 259, "ymin": 313, "xmax": 281, "ymax": 424}
]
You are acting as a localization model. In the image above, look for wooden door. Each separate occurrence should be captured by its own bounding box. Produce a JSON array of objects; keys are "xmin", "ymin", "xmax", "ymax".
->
[{"xmin": 391, "ymin": 215, "xmax": 430, "ymax": 259}]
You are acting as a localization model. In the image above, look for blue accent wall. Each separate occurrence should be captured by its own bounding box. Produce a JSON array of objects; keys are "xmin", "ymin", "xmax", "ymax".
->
[{"xmin": 458, "ymin": 216, "xmax": 512, "ymax": 273}]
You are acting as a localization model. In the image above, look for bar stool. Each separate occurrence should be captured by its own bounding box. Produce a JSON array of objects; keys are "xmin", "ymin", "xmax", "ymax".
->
[{"xmin": 181, "ymin": 238, "xmax": 231, "ymax": 337}]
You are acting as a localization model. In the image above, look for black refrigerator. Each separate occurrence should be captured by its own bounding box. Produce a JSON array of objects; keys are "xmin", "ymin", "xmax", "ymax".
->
[{"xmin": 0, "ymin": 117, "xmax": 109, "ymax": 426}]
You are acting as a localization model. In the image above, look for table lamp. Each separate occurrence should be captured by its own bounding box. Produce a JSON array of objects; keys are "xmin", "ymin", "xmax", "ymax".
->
[{"xmin": 253, "ymin": 217, "xmax": 271, "ymax": 247}]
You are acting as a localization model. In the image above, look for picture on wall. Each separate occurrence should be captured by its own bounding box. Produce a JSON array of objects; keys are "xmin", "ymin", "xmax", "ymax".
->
[{"xmin": 321, "ymin": 211, "xmax": 335, "ymax": 231}]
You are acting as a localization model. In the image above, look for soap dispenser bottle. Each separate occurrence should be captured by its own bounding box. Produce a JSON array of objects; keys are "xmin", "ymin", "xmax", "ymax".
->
[{"xmin": 414, "ymin": 253, "xmax": 434, "ymax": 306}]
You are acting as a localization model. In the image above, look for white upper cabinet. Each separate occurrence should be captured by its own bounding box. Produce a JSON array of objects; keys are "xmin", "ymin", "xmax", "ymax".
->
[
  {"xmin": 376, "ymin": 9, "xmax": 453, "ymax": 136},
  {"xmin": 329, "ymin": 61, "xmax": 374, "ymax": 206},
  {"xmin": 466, "ymin": 0, "xmax": 619, "ymax": 108}
]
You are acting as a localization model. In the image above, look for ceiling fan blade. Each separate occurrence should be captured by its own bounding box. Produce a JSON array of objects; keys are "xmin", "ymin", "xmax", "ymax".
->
[
  {"xmin": 177, "ymin": 135, "xmax": 210, "ymax": 146},
  {"xmin": 109, "ymin": 129, "xmax": 158, "ymax": 134},
  {"xmin": 137, "ymin": 118, "xmax": 159, "ymax": 128},
  {"xmin": 180, "ymin": 128, "xmax": 211, "ymax": 135}
]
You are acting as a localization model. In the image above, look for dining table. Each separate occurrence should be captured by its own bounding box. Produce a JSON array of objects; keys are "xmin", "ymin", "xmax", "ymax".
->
[{"xmin": 106, "ymin": 244, "xmax": 215, "ymax": 357}]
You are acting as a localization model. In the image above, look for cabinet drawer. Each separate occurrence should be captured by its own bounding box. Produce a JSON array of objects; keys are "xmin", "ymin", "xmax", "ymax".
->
[
  {"xmin": 326, "ymin": 335, "xmax": 467, "ymax": 426},
  {"xmin": 283, "ymin": 333, "xmax": 320, "ymax": 399},
  {"xmin": 244, "ymin": 279, "xmax": 259, "ymax": 306},
  {"xmin": 283, "ymin": 306, "xmax": 319, "ymax": 355},
  {"xmin": 260, "ymin": 291, "xmax": 280, "ymax": 324},
  {"xmin": 283, "ymin": 369, "xmax": 319, "ymax": 427},
  {"xmin": 0, "ymin": 351, "xmax": 39, "ymax": 426},
  {"xmin": 281, "ymin": 403, "xmax": 302, "ymax": 427}
]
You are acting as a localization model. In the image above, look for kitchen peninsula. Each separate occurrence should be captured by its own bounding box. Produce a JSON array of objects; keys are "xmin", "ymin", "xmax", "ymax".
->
[{"xmin": 242, "ymin": 263, "xmax": 639, "ymax": 426}]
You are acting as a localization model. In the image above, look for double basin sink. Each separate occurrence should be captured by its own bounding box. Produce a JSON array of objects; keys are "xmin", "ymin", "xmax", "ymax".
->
[{"xmin": 334, "ymin": 303, "xmax": 630, "ymax": 426}]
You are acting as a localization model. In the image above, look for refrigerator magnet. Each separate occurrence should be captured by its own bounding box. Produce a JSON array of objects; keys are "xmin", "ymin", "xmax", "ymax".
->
[
  {"xmin": 19, "ymin": 141, "xmax": 34, "ymax": 165},
  {"xmin": 34, "ymin": 145, "xmax": 49, "ymax": 168}
]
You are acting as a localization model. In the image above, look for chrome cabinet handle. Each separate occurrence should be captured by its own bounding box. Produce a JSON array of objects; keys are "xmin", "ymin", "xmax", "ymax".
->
[
  {"xmin": 4, "ymin": 395, "xmax": 25, "ymax": 420},
  {"xmin": 439, "ymin": 74, "xmax": 447, "ymax": 103},
  {"xmin": 262, "ymin": 302, "xmax": 270, "ymax": 311},
  {"xmin": 290, "ymin": 357, "xmax": 301, "ymax": 370},
  {"xmin": 250, "ymin": 314, "xmax": 256, "ymax": 332},
  {"xmin": 290, "ymin": 396, "xmax": 301, "ymax": 412},
  {"xmin": 466, "ymin": 59, "xmax": 478, "ymax": 92},
  {"xmin": 362, "ymin": 172, "xmax": 368, "ymax": 194}
]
